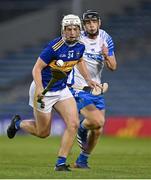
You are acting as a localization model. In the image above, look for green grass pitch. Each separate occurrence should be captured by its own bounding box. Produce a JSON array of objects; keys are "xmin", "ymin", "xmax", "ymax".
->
[{"xmin": 0, "ymin": 135, "xmax": 151, "ymax": 179}]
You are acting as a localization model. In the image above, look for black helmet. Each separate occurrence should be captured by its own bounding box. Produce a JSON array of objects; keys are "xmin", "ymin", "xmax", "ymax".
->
[{"xmin": 82, "ymin": 10, "xmax": 100, "ymax": 22}]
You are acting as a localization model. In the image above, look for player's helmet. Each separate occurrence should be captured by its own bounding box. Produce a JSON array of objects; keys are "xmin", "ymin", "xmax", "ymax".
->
[
  {"xmin": 82, "ymin": 10, "xmax": 100, "ymax": 23},
  {"xmin": 82, "ymin": 10, "xmax": 101, "ymax": 36},
  {"xmin": 62, "ymin": 14, "xmax": 82, "ymax": 31}
]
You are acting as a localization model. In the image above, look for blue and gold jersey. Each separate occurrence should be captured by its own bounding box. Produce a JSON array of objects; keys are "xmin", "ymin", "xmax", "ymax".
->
[{"xmin": 39, "ymin": 36, "xmax": 85, "ymax": 91}]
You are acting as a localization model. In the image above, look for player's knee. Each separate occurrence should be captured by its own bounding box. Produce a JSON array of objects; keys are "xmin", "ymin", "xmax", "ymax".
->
[
  {"xmin": 71, "ymin": 120, "xmax": 79, "ymax": 130},
  {"xmin": 68, "ymin": 119, "xmax": 79, "ymax": 132},
  {"xmin": 91, "ymin": 117, "xmax": 105, "ymax": 129},
  {"xmin": 37, "ymin": 130, "xmax": 50, "ymax": 138}
]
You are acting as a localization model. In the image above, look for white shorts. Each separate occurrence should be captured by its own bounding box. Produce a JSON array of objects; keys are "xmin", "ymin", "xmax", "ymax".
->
[{"xmin": 29, "ymin": 81, "xmax": 73, "ymax": 113}]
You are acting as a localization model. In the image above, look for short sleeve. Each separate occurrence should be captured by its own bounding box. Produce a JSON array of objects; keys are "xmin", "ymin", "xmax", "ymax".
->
[
  {"xmin": 39, "ymin": 44, "xmax": 55, "ymax": 64},
  {"xmin": 106, "ymin": 35, "xmax": 115, "ymax": 56}
]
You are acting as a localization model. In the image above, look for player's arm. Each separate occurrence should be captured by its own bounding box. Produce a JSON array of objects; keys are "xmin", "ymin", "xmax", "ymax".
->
[
  {"xmin": 32, "ymin": 57, "xmax": 47, "ymax": 96},
  {"xmin": 76, "ymin": 58, "xmax": 101, "ymax": 89},
  {"xmin": 33, "ymin": 42, "xmax": 55, "ymax": 95},
  {"xmin": 102, "ymin": 33, "xmax": 117, "ymax": 71},
  {"xmin": 105, "ymin": 55, "xmax": 117, "ymax": 71},
  {"xmin": 104, "ymin": 54, "xmax": 117, "ymax": 71},
  {"xmin": 77, "ymin": 58, "xmax": 91, "ymax": 81},
  {"xmin": 102, "ymin": 44, "xmax": 117, "ymax": 71}
]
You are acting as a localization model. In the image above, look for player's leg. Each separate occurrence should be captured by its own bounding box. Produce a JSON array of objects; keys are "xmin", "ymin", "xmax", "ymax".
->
[
  {"xmin": 82, "ymin": 109, "xmax": 105, "ymax": 153},
  {"xmin": 75, "ymin": 127, "xmax": 103, "ymax": 169},
  {"xmin": 53, "ymin": 88, "xmax": 79, "ymax": 171},
  {"xmin": 20, "ymin": 80, "xmax": 53, "ymax": 137},
  {"xmin": 86, "ymin": 126, "xmax": 103, "ymax": 153},
  {"xmin": 55, "ymin": 97, "xmax": 79, "ymax": 157},
  {"xmin": 75, "ymin": 107, "xmax": 105, "ymax": 168},
  {"xmin": 69, "ymin": 91, "xmax": 94, "ymax": 150},
  {"xmin": 83, "ymin": 103, "xmax": 106, "ymax": 154},
  {"xmin": 7, "ymin": 109, "xmax": 52, "ymax": 138},
  {"xmin": 20, "ymin": 110, "xmax": 52, "ymax": 138},
  {"xmin": 81, "ymin": 106, "xmax": 105, "ymax": 130},
  {"xmin": 7, "ymin": 81, "xmax": 52, "ymax": 138},
  {"xmin": 77, "ymin": 105, "xmax": 105, "ymax": 149}
]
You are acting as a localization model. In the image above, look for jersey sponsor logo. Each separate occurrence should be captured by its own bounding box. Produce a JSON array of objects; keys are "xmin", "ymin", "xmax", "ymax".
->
[
  {"xmin": 59, "ymin": 54, "xmax": 66, "ymax": 58},
  {"xmin": 84, "ymin": 52, "xmax": 103, "ymax": 61},
  {"xmin": 90, "ymin": 42, "xmax": 97, "ymax": 45}
]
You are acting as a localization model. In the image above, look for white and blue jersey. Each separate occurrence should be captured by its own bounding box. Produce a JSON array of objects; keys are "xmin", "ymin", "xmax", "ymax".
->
[
  {"xmin": 39, "ymin": 36, "xmax": 85, "ymax": 91},
  {"xmin": 68, "ymin": 29, "xmax": 115, "ymax": 111}
]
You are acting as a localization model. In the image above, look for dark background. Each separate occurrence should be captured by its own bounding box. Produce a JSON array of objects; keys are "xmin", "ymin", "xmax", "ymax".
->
[{"xmin": 0, "ymin": 0, "xmax": 150, "ymax": 134}]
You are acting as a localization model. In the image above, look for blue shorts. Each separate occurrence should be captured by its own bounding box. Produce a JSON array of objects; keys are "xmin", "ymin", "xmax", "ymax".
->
[{"xmin": 70, "ymin": 88, "xmax": 105, "ymax": 112}]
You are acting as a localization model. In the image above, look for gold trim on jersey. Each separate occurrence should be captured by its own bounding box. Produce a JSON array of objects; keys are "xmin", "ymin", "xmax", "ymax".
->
[
  {"xmin": 52, "ymin": 39, "xmax": 64, "ymax": 51},
  {"xmin": 48, "ymin": 60, "xmax": 78, "ymax": 72}
]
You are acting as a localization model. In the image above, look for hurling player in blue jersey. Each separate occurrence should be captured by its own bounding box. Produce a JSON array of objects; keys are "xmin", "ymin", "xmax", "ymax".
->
[
  {"xmin": 68, "ymin": 10, "xmax": 117, "ymax": 168},
  {"xmin": 7, "ymin": 14, "xmax": 100, "ymax": 171}
]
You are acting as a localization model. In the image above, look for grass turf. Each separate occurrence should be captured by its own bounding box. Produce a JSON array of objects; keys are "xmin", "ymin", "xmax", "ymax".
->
[{"xmin": 0, "ymin": 135, "xmax": 151, "ymax": 179}]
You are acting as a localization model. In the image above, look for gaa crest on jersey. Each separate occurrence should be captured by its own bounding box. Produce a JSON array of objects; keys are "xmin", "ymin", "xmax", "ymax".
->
[{"xmin": 76, "ymin": 51, "xmax": 81, "ymax": 58}]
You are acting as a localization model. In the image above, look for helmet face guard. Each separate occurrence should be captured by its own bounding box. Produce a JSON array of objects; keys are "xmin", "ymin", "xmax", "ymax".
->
[
  {"xmin": 61, "ymin": 14, "xmax": 82, "ymax": 45},
  {"xmin": 62, "ymin": 14, "xmax": 82, "ymax": 31}
]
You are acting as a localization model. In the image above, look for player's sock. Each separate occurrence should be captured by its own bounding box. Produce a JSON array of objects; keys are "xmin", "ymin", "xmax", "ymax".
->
[
  {"xmin": 15, "ymin": 120, "xmax": 21, "ymax": 130},
  {"xmin": 77, "ymin": 121, "xmax": 88, "ymax": 149},
  {"xmin": 78, "ymin": 152, "xmax": 90, "ymax": 163},
  {"xmin": 56, "ymin": 156, "xmax": 66, "ymax": 166}
]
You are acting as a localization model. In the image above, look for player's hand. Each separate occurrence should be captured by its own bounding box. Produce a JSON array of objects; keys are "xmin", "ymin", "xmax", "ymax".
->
[
  {"xmin": 86, "ymin": 79, "xmax": 102, "ymax": 90},
  {"xmin": 36, "ymin": 87, "xmax": 44, "ymax": 100},
  {"xmin": 37, "ymin": 87, "xmax": 45, "ymax": 108},
  {"xmin": 102, "ymin": 44, "xmax": 109, "ymax": 58},
  {"xmin": 92, "ymin": 82, "xmax": 109, "ymax": 95},
  {"xmin": 37, "ymin": 95, "xmax": 45, "ymax": 109}
]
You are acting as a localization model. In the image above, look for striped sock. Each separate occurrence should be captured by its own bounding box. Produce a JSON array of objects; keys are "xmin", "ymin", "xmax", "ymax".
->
[{"xmin": 78, "ymin": 152, "xmax": 90, "ymax": 162}]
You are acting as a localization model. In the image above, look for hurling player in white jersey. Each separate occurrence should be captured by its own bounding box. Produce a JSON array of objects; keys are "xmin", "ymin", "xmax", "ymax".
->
[
  {"xmin": 7, "ymin": 14, "xmax": 100, "ymax": 171},
  {"xmin": 68, "ymin": 10, "xmax": 117, "ymax": 168}
]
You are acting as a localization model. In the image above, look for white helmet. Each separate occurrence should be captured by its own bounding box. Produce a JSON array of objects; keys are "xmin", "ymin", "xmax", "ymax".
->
[{"xmin": 61, "ymin": 14, "xmax": 82, "ymax": 31}]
